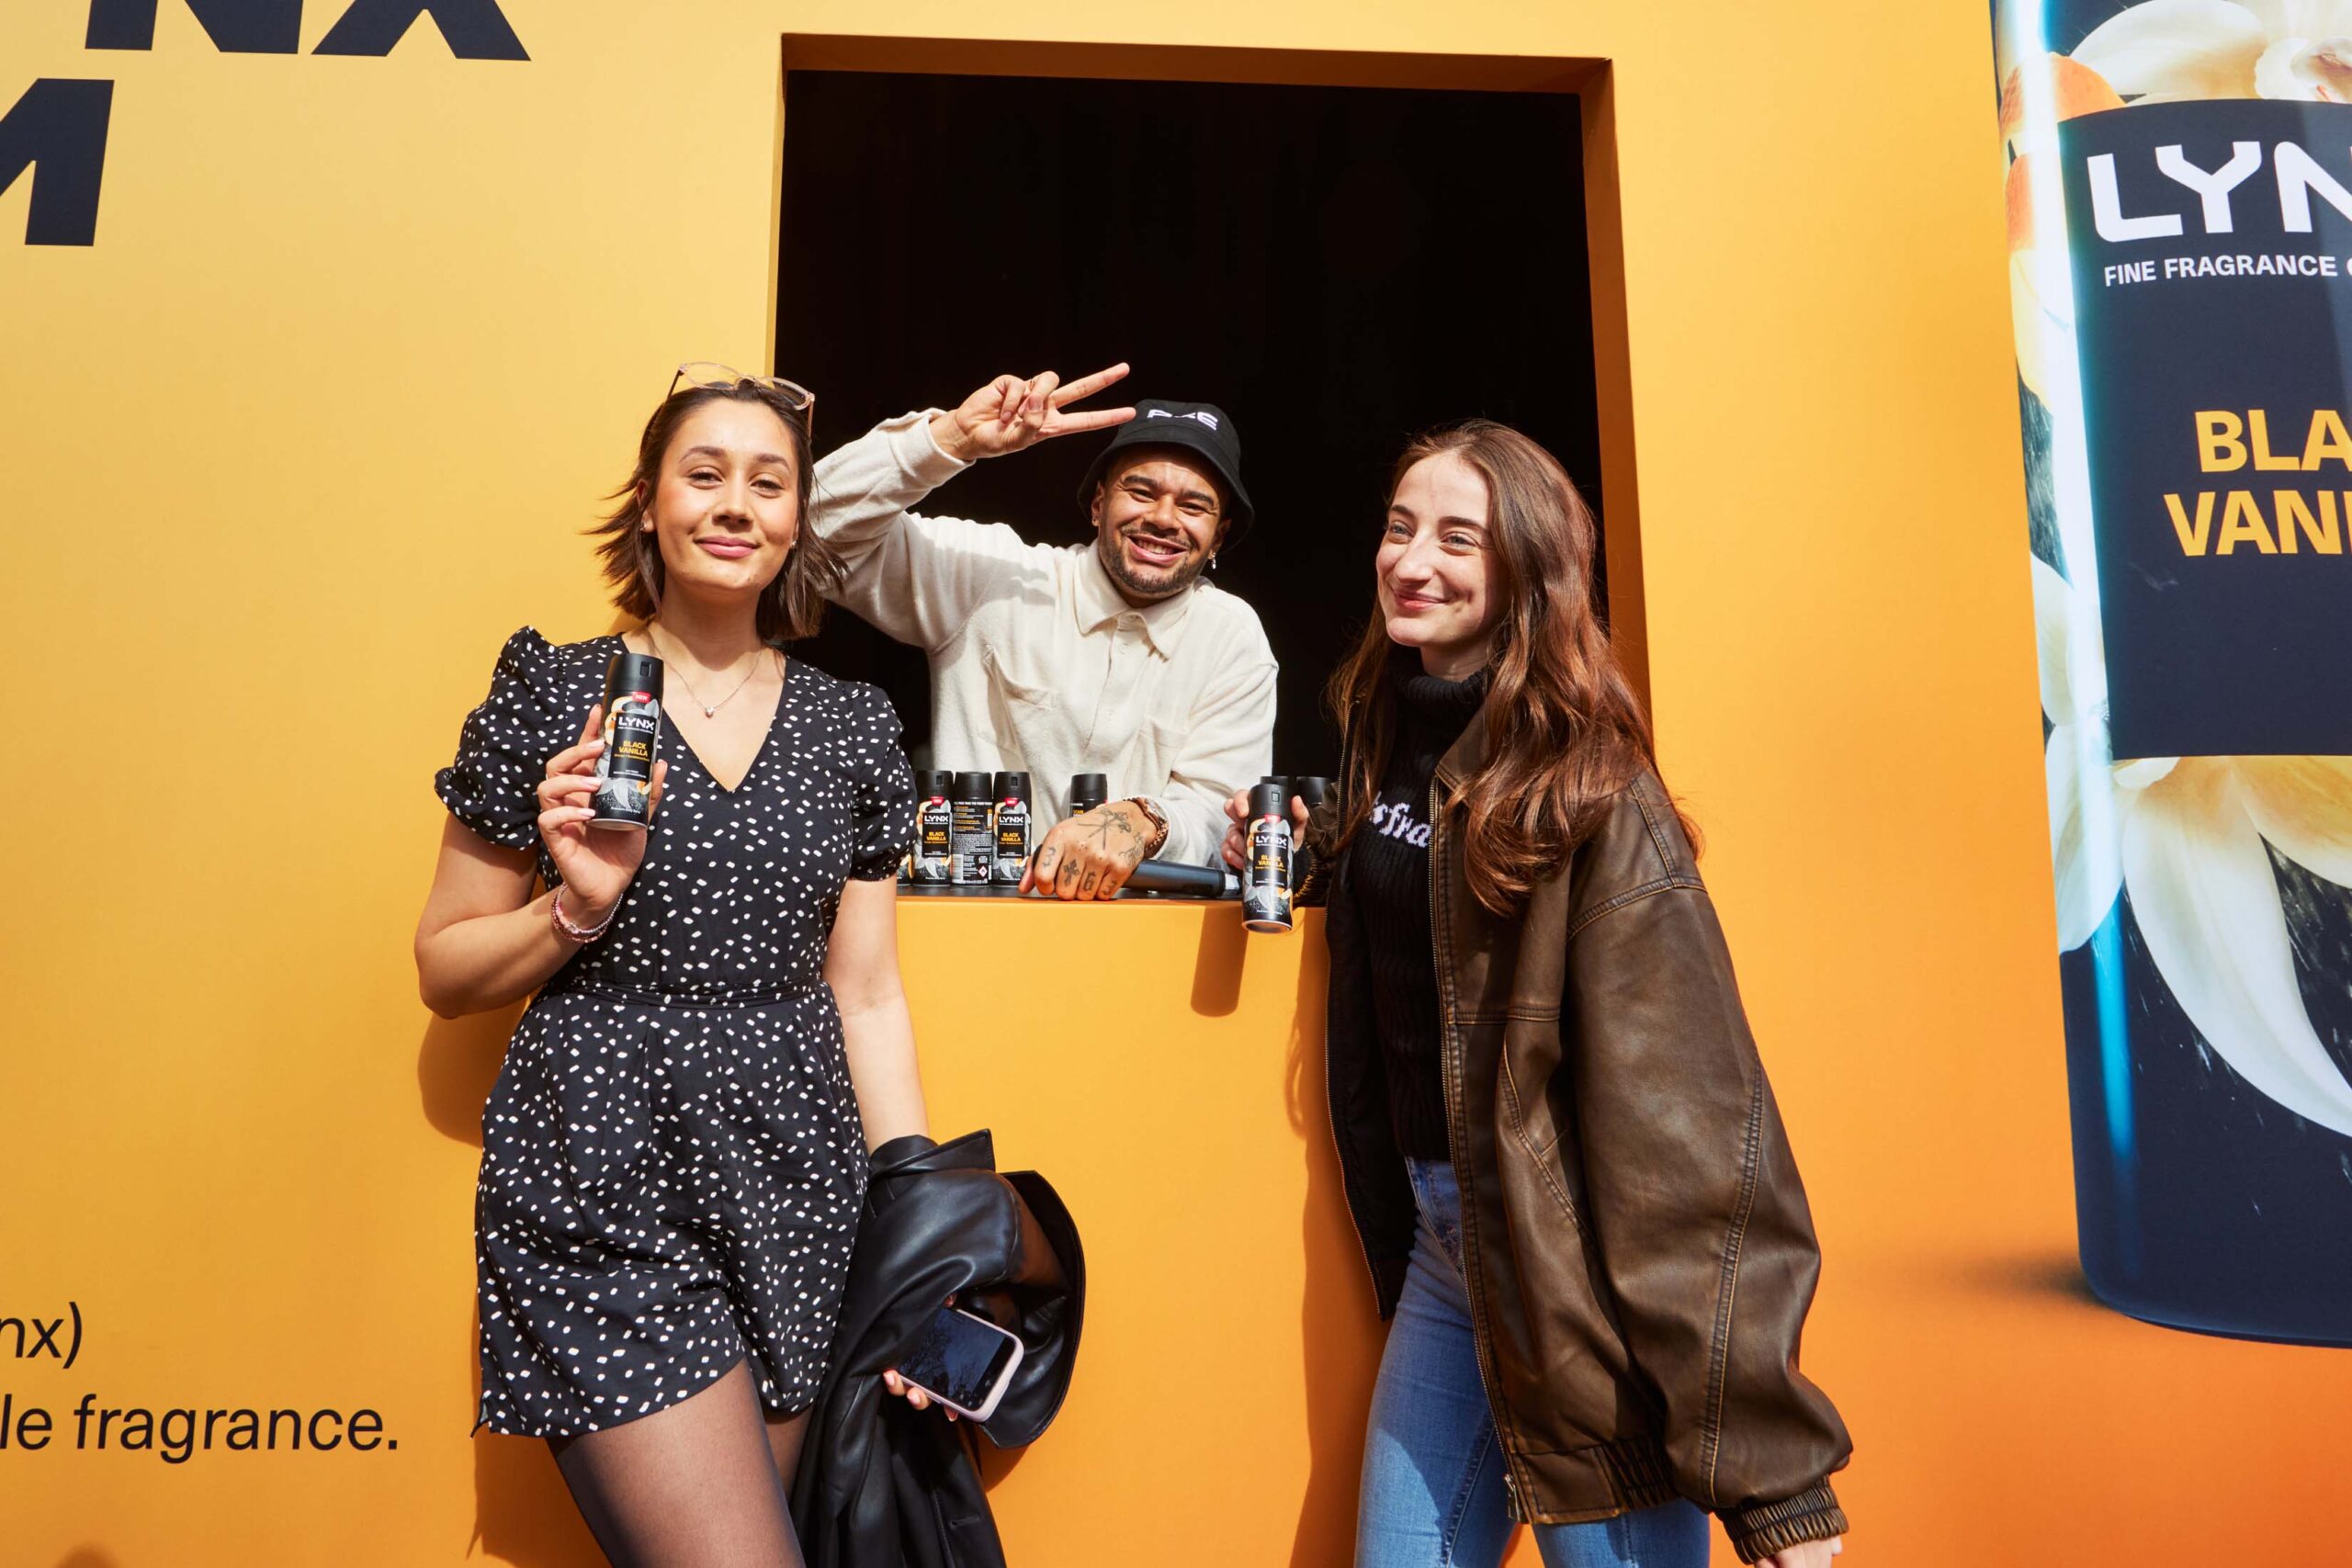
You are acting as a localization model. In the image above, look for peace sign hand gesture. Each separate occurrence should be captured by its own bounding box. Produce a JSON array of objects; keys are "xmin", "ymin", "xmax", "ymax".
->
[{"xmin": 929, "ymin": 363, "xmax": 1136, "ymax": 462}]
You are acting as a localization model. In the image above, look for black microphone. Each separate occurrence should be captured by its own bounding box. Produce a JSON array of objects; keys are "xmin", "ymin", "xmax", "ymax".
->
[{"xmin": 1119, "ymin": 860, "xmax": 1238, "ymax": 898}]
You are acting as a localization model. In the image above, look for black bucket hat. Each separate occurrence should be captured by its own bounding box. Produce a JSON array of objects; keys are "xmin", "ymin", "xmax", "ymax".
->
[{"xmin": 1075, "ymin": 399, "xmax": 1254, "ymax": 541}]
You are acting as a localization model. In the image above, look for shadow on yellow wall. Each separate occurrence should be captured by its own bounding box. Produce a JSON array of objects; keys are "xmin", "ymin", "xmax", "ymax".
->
[
  {"xmin": 418, "ymin": 1004, "xmax": 603, "ymax": 1563},
  {"xmin": 1282, "ymin": 948, "xmax": 1384, "ymax": 1567}
]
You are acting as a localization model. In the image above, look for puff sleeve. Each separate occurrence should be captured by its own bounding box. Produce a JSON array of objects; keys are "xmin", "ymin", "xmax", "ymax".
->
[
  {"xmin": 435, "ymin": 627, "xmax": 564, "ymax": 852},
  {"xmin": 845, "ymin": 683, "xmax": 917, "ymax": 881}
]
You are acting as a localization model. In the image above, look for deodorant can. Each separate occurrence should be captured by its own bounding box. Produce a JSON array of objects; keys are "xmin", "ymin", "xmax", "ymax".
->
[
  {"xmin": 1261, "ymin": 775, "xmax": 1296, "ymax": 835},
  {"xmin": 1242, "ymin": 780, "xmax": 1294, "ymax": 933},
  {"xmin": 1068, "ymin": 772, "xmax": 1109, "ymax": 821},
  {"xmin": 912, "ymin": 769, "xmax": 953, "ymax": 884},
  {"xmin": 592, "ymin": 650, "xmax": 663, "ymax": 830},
  {"xmin": 991, "ymin": 772, "xmax": 1032, "ymax": 884},
  {"xmin": 1294, "ymin": 775, "xmax": 1334, "ymax": 812},
  {"xmin": 949, "ymin": 771, "xmax": 994, "ymax": 885}
]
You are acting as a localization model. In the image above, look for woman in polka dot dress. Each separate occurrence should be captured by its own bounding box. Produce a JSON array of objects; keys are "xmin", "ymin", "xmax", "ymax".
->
[{"xmin": 415, "ymin": 367, "xmax": 926, "ymax": 1566}]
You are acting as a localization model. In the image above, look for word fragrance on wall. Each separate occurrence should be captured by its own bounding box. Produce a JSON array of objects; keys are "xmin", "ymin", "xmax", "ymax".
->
[
  {"xmin": 1, "ymin": 0, "xmax": 529, "ymax": 246},
  {"xmin": 2, "ymin": 1302, "xmax": 403, "ymax": 1466}
]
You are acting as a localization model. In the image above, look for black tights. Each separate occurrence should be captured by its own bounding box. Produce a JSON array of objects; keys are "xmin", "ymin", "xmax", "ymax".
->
[{"xmin": 548, "ymin": 1359, "xmax": 808, "ymax": 1568}]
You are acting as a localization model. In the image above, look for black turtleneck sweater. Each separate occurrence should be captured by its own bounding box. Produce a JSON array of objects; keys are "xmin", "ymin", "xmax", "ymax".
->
[{"xmin": 1351, "ymin": 654, "xmax": 1487, "ymax": 1160}]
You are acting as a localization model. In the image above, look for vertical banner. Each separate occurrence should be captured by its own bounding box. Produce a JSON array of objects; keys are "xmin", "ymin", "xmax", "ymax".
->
[{"xmin": 1994, "ymin": 0, "xmax": 2352, "ymax": 1341}]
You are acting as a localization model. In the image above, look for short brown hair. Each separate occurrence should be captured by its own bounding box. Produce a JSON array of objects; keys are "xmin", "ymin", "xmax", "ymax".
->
[{"xmin": 589, "ymin": 379, "xmax": 842, "ymax": 642}]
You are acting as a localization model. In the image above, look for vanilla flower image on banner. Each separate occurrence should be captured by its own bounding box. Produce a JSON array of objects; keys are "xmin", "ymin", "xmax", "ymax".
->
[
  {"xmin": 2074, "ymin": 0, "xmax": 2352, "ymax": 102},
  {"xmin": 1998, "ymin": 53, "xmax": 2119, "ymax": 401},
  {"xmin": 2033, "ymin": 558, "xmax": 2352, "ymax": 1136}
]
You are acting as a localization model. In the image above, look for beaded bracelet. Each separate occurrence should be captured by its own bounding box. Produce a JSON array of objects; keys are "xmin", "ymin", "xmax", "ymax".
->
[{"xmin": 549, "ymin": 885, "xmax": 620, "ymax": 944}]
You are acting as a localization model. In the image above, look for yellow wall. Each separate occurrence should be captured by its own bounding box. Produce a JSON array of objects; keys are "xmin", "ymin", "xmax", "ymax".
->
[{"xmin": 6, "ymin": 2, "xmax": 2349, "ymax": 1564}]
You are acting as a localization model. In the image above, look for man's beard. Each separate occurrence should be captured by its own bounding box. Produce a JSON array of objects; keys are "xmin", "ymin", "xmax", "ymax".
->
[{"xmin": 1097, "ymin": 526, "xmax": 1207, "ymax": 602}]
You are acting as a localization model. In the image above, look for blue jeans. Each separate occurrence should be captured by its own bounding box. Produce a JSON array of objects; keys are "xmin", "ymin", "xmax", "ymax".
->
[{"xmin": 1355, "ymin": 1158, "xmax": 1712, "ymax": 1568}]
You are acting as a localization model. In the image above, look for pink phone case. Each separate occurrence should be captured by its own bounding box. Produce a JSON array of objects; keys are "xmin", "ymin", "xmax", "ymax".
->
[{"xmin": 903, "ymin": 1307, "xmax": 1025, "ymax": 1422}]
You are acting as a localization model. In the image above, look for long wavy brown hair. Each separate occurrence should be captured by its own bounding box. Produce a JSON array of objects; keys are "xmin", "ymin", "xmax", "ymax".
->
[{"xmin": 1327, "ymin": 420, "xmax": 1684, "ymax": 915}]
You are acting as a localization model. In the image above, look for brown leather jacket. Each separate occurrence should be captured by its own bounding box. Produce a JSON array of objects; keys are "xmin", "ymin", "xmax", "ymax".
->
[{"xmin": 1300, "ymin": 728, "xmax": 1851, "ymax": 1563}]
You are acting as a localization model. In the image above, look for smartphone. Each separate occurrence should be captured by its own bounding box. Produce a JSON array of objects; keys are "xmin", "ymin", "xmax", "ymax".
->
[{"xmin": 898, "ymin": 1304, "xmax": 1025, "ymax": 1422}]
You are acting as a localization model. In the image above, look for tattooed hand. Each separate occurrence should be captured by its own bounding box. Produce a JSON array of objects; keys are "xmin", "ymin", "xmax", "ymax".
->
[{"xmin": 1020, "ymin": 802, "xmax": 1153, "ymax": 900}]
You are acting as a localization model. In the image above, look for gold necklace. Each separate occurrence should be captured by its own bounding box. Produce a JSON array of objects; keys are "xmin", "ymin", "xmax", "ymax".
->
[{"xmin": 649, "ymin": 626, "xmax": 771, "ymax": 717}]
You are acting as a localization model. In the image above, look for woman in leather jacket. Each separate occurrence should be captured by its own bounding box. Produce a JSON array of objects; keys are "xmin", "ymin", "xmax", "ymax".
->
[{"xmin": 1223, "ymin": 422, "xmax": 1850, "ymax": 1568}]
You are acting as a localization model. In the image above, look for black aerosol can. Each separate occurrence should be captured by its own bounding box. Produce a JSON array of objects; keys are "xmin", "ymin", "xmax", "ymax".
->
[
  {"xmin": 592, "ymin": 650, "xmax": 663, "ymax": 829},
  {"xmin": 1242, "ymin": 780, "xmax": 1294, "ymax": 933},
  {"xmin": 1067, "ymin": 772, "xmax": 1109, "ymax": 823},
  {"xmin": 950, "ymin": 771, "xmax": 994, "ymax": 885},
  {"xmin": 912, "ymin": 769, "xmax": 954, "ymax": 884},
  {"xmin": 991, "ymin": 772, "xmax": 1032, "ymax": 884}
]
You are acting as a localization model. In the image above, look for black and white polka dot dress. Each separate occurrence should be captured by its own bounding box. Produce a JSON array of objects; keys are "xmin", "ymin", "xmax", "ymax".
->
[{"xmin": 435, "ymin": 627, "xmax": 914, "ymax": 1438}]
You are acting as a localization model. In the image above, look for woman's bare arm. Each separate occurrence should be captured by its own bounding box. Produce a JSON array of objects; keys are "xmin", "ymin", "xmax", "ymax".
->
[
  {"xmin": 414, "ymin": 708, "xmax": 663, "ymax": 1018},
  {"xmin": 825, "ymin": 876, "xmax": 927, "ymax": 1151},
  {"xmin": 413, "ymin": 818, "xmax": 580, "ymax": 1017}
]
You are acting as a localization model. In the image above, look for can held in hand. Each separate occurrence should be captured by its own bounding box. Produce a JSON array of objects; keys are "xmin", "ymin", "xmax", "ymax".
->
[
  {"xmin": 912, "ymin": 769, "xmax": 953, "ymax": 884},
  {"xmin": 1241, "ymin": 780, "xmax": 1294, "ymax": 933},
  {"xmin": 991, "ymin": 771, "xmax": 1032, "ymax": 884},
  {"xmin": 949, "ymin": 771, "xmax": 994, "ymax": 885},
  {"xmin": 592, "ymin": 650, "xmax": 663, "ymax": 830}
]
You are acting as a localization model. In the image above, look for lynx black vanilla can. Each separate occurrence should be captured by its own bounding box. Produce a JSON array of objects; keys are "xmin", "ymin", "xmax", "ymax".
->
[
  {"xmin": 912, "ymin": 769, "xmax": 954, "ymax": 884},
  {"xmin": 592, "ymin": 650, "xmax": 663, "ymax": 830},
  {"xmin": 1242, "ymin": 780, "xmax": 1294, "ymax": 933}
]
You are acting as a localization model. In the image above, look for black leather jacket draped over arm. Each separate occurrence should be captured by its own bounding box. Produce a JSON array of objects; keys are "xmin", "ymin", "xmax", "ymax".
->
[{"xmin": 790, "ymin": 1130, "xmax": 1085, "ymax": 1568}]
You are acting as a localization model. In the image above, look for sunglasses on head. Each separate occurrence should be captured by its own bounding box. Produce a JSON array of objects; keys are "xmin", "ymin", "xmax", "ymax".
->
[{"xmin": 669, "ymin": 362, "xmax": 816, "ymax": 425}]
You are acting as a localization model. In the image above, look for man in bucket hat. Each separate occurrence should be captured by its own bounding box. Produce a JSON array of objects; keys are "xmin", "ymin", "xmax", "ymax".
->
[{"xmin": 806, "ymin": 363, "xmax": 1274, "ymax": 898}]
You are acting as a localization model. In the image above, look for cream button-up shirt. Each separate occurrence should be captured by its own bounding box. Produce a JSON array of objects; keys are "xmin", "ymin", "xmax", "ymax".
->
[{"xmin": 808, "ymin": 410, "xmax": 1278, "ymax": 866}]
